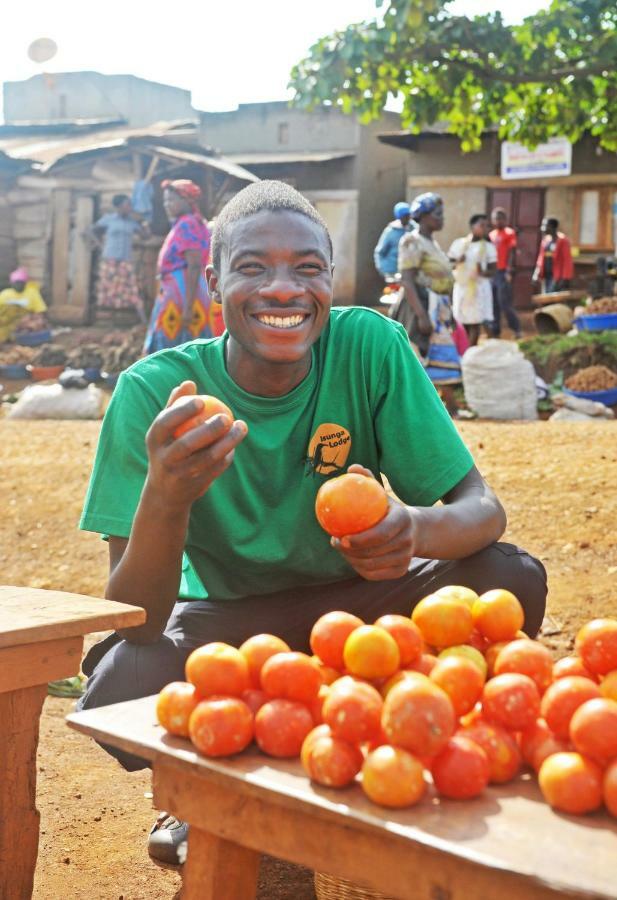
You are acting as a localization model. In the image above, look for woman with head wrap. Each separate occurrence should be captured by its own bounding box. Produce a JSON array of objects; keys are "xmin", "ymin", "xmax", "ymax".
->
[
  {"xmin": 393, "ymin": 192, "xmax": 461, "ymax": 415},
  {"xmin": 144, "ymin": 179, "xmax": 224, "ymax": 354}
]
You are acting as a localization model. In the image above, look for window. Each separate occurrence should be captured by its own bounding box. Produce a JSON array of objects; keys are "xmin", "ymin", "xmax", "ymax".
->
[
  {"xmin": 277, "ymin": 122, "xmax": 289, "ymax": 145},
  {"xmin": 573, "ymin": 187, "xmax": 614, "ymax": 250}
]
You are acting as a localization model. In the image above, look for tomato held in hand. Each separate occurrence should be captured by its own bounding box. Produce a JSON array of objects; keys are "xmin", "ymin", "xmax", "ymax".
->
[
  {"xmin": 315, "ymin": 473, "xmax": 388, "ymax": 538},
  {"xmin": 171, "ymin": 394, "xmax": 233, "ymax": 439}
]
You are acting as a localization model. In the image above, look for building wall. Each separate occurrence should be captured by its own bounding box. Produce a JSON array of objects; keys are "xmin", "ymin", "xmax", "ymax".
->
[
  {"xmin": 3, "ymin": 73, "xmax": 195, "ymax": 127},
  {"xmin": 405, "ymin": 135, "xmax": 500, "ymax": 178},
  {"xmin": 201, "ymin": 102, "xmax": 360, "ymax": 154}
]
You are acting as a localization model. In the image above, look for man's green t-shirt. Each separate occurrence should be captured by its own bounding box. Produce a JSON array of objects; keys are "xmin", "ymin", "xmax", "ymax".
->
[{"xmin": 80, "ymin": 308, "xmax": 474, "ymax": 601}]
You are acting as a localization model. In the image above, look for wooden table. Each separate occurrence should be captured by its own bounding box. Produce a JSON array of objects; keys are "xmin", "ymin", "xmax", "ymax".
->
[
  {"xmin": 0, "ymin": 585, "xmax": 145, "ymax": 900},
  {"xmin": 68, "ymin": 695, "xmax": 617, "ymax": 900}
]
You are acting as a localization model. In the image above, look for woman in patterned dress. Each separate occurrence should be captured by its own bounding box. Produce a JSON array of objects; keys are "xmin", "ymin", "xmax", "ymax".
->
[
  {"xmin": 394, "ymin": 192, "xmax": 461, "ymax": 415},
  {"xmin": 144, "ymin": 180, "xmax": 224, "ymax": 354}
]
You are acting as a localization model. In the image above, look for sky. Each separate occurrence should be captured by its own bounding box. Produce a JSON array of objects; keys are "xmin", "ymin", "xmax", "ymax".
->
[{"xmin": 2, "ymin": 0, "xmax": 549, "ymax": 117}]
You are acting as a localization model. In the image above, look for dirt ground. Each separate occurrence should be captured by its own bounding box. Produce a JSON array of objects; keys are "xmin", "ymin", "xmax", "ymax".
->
[{"xmin": 1, "ymin": 418, "xmax": 616, "ymax": 900}]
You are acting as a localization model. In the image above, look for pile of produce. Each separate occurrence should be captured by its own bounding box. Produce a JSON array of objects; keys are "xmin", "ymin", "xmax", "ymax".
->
[
  {"xmin": 65, "ymin": 344, "xmax": 105, "ymax": 371},
  {"xmin": 65, "ymin": 327, "xmax": 145, "ymax": 374},
  {"xmin": 32, "ymin": 346, "xmax": 67, "ymax": 367},
  {"xmin": 156, "ymin": 594, "xmax": 617, "ymax": 816},
  {"xmin": 14, "ymin": 313, "xmax": 49, "ymax": 334},
  {"xmin": 586, "ymin": 297, "xmax": 617, "ymax": 316},
  {"xmin": 565, "ymin": 365, "xmax": 617, "ymax": 392},
  {"xmin": 0, "ymin": 345, "xmax": 38, "ymax": 365}
]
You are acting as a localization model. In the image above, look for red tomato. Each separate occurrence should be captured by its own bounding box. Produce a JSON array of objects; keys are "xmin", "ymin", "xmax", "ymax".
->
[
  {"xmin": 429, "ymin": 656, "xmax": 485, "ymax": 717},
  {"xmin": 260, "ymin": 651, "xmax": 323, "ymax": 704},
  {"xmin": 575, "ymin": 618, "xmax": 617, "ymax": 676},
  {"xmin": 361, "ymin": 746, "xmax": 426, "ymax": 809},
  {"xmin": 569, "ymin": 698, "xmax": 617, "ymax": 766},
  {"xmin": 322, "ymin": 676, "xmax": 383, "ymax": 743},
  {"xmin": 432, "ymin": 736, "xmax": 490, "ymax": 800},
  {"xmin": 188, "ymin": 696, "xmax": 253, "ymax": 757},
  {"xmin": 239, "ymin": 634, "xmax": 291, "ymax": 687},
  {"xmin": 185, "ymin": 643, "xmax": 250, "ymax": 697},
  {"xmin": 482, "ymin": 673, "xmax": 540, "ymax": 732},
  {"xmin": 382, "ymin": 678, "xmax": 455, "ymax": 757},
  {"xmin": 540, "ymin": 676, "xmax": 601, "ymax": 740},
  {"xmin": 494, "ymin": 639, "xmax": 554, "ymax": 694},
  {"xmin": 519, "ymin": 718, "xmax": 571, "ymax": 772},
  {"xmin": 459, "ymin": 718, "xmax": 522, "ymax": 783},
  {"xmin": 374, "ymin": 615, "xmax": 423, "ymax": 666},
  {"xmin": 156, "ymin": 681, "xmax": 201, "ymax": 738},
  {"xmin": 538, "ymin": 752, "xmax": 603, "ymax": 815},
  {"xmin": 310, "ymin": 611, "xmax": 364, "ymax": 670},
  {"xmin": 254, "ymin": 699, "xmax": 314, "ymax": 757},
  {"xmin": 302, "ymin": 733, "xmax": 364, "ymax": 787}
]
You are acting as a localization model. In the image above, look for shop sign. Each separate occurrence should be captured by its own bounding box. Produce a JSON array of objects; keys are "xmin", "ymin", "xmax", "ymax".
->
[{"xmin": 501, "ymin": 138, "xmax": 572, "ymax": 180}]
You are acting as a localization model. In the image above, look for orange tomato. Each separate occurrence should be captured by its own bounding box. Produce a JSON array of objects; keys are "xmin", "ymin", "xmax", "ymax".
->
[
  {"xmin": 429, "ymin": 656, "xmax": 485, "ymax": 717},
  {"xmin": 240, "ymin": 688, "xmax": 269, "ymax": 717},
  {"xmin": 603, "ymin": 759, "xmax": 617, "ymax": 817},
  {"xmin": 538, "ymin": 752, "xmax": 603, "ymax": 815},
  {"xmin": 482, "ymin": 673, "xmax": 540, "ymax": 732},
  {"xmin": 600, "ymin": 670, "xmax": 617, "ymax": 701},
  {"xmin": 343, "ymin": 624, "xmax": 400, "ymax": 680},
  {"xmin": 309, "ymin": 610, "xmax": 364, "ymax": 670},
  {"xmin": 185, "ymin": 642, "xmax": 250, "ymax": 697},
  {"xmin": 540, "ymin": 676, "xmax": 601, "ymax": 740},
  {"xmin": 260, "ymin": 651, "xmax": 323, "ymax": 704},
  {"xmin": 485, "ymin": 641, "xmax": 510, "ymax": 678},
  {"xmin": 301, "ymin": 724, "xmax": 331, "ymax": 771},
  {"xmin": 254, "ymin": 699, "xmax": 314, "ymax": 757},
  {"xmin": 156, "ymin": 681, "xmax": 201, "ymax": 737},
  {"xmin": 308, "ymin": 683, "xmax": 330, "ymax": 725},
  {"xmin": 315, "ymin": 473, "xmax": 389, "ymax": 538},
  {"xmin": 239, "ymin": 634, "xmax": 291, "ymax": 688},
  {"xmin": 381, "ymin": 669, "xmax": 430, "ymax": 700},
  {"xmin": 569, "ymin": 698, "xmax": 617, "ymax": 765},
  {"xmin": 171, "ymin": 394, "xmax": 233, "ymax": 439},
  {"xmin": 322, "ymin": 676, "xmax": 383, "ymax": 743},
  {"xmin": 472, "ymin": 590, "xmax": 524, "ymax": 643},
  {"xmin": 406, "ymin": 652, "xmax": 439, "ymax": 676},
  {"xmin": 519, "ymin": 718, "xmax": 570, "ymax": 772},
  {"xmin": 575, "ymin": 619, "xmax": 617, "ymax": 676},
  {"xmin": 459, "ymin": 718, "xmax": 522, "ymax": 783},
  {"xmin": 432, "ymin": 736, "xmax": 490, "ymax": 800},
  {"xmin": 361, "ymin": 746, "xmax": 426, "ymax": 808},
  {"xmin": 494, "ymin": 639, "xmax": 554, "ymax": 695},
  {"xmin": 411, "ymin": 595, "xmax": 474, "ymax": 649},
  {"xmin": 382, "ymin": 678, "xmax": 455, "ymax": 757},
  {"xmin": 188, "ymin": 696, "xmax": 253, "ymax": 757},
  {"xmin": 374, "ymin": 614, "xmax": 423, "ymax": 666},
  {"xmin": 553, "ymin": 656, "xmax": 598, "ymax": 683},
  {"xmin": 439, "ymin": 645, "xmax": 488, "ymax": 680},
  {"xmin": 433, "ymin": 584, "xmax": 479, "ymax": 610},
  {"xmin": 302, "ymin": 732, "xmax": 364, "ymax": 787}
]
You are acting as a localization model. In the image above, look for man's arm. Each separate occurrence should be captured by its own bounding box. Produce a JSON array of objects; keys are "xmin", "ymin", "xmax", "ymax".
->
[
  {"xmin": 332, "ymin": 465, "xmax": 506, "ymax": 581},
  {"xmin": 373, "ymin": 227, "xmax": 390, "ymax": 274},
  {"xmin": 400, "ymin": 269, "xmax": 432, "ymax": 336},
  {"xmin": 107, "ymin": 381, "xmax": 248, "ymax": 644}
]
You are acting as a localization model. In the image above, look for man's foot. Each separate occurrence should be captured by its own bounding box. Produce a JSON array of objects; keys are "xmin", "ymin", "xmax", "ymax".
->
[{"xmin": 148, "ymin": 813, "xmax": 188, "ymax": 865}]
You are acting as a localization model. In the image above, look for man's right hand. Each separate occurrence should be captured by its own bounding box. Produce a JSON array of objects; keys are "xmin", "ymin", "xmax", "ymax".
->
[{"xmin": 145, "ymin": 381, "xmax": 248, "ymax": 511}]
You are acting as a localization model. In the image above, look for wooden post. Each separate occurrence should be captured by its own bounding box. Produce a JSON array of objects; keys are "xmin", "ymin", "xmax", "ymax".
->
[
  {"xmin": 0, "ymin": 684, "xmax": 47, "ymax": 900},
  {"xmin": 50, "ymin": 189, "xmax": 71, "ymax": 317},
  {"xmin": 181, "ymin": 827, "xmax": 260, "ymax": 900}
]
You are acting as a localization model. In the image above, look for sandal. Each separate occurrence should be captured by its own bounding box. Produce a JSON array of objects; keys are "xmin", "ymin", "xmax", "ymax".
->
[{"xmin": 148, "ymin": 812, "xmax": 188, "ymax": 865}]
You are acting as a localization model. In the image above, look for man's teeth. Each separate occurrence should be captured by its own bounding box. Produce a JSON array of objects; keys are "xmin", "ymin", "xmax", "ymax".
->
[{"xmin": 257, "ymin": 314, "xmax": 306, "ymax": 329}]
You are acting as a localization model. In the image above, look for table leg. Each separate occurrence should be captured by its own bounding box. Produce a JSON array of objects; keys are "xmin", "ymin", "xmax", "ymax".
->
[
  {"xmin": 0, "ymin": 684, "xmax": 47, "ymax": 900},
  {"xmin": 181, "ymin": 827, "xmax": 261, "ymax": 900}
]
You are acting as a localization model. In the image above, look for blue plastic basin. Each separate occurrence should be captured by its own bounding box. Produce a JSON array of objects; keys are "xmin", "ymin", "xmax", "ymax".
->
[
  {"xmin": 563, "ymin": 386, "xmax": 617, "ymax": 406},
  {"xmin": 575, "ymin": 313, "xmax": 617, "ymax": 331}
]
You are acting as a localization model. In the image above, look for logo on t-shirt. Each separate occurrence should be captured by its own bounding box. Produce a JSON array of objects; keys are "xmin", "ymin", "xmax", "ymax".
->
[{"xmin": 305, "ymin": 423, "xmax": 352, "ymax": 476}]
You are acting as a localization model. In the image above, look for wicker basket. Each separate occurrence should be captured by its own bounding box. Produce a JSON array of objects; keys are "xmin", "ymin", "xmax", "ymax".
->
[{"xmin": 314, "ymin": 871, "xmax": 395, "ymax": 900}]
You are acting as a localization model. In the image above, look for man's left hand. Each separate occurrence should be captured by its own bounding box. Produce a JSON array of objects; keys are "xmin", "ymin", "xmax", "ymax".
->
[{"xmin": 330, "ymin": 465, "xmax": 417, "ymax": 580}]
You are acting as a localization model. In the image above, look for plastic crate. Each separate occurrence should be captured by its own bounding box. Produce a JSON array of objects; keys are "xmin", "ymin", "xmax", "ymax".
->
[{"xmin": 575, "ymin": 313, "xmax": 617, "ymax": 332}]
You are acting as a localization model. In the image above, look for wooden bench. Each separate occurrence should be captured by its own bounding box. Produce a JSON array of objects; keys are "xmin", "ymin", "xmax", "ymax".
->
[
  {"xmin": 0, "ymin": 586, "xmax": 144, "ymax": 899},
  {"xmin": 68, "ymin": 694, "xmax": 617, "ymax": 900}
]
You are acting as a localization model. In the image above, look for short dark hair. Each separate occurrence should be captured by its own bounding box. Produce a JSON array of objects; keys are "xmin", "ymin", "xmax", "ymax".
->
[
  {"xmin": 469, "ymin": 213, "xmax": 488, "ymax": 227},
  {"xmin": 491, "ymin": 206, "xmax": 507, "ymax": 217},
  {"xmin": 211, "ymin": 180, "xmax": 333, "ymax": 270},
  {"xmin": 546, "ymin": 217, "xmax": 559, "ymax": 229},
  {"xmin": 112, "ymin": 194, "xmax": 130, "ymax": 208}
]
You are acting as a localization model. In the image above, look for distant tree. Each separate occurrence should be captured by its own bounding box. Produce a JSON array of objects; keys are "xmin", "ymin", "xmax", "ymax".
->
[{"xmin": 289, "ymin": 0, "xmax": 617, "ymax": 151}]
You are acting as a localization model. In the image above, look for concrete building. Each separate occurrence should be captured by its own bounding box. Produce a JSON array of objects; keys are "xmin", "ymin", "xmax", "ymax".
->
[
  {"xmin": 3, "ymin": 72, "xmax": 196, "ymax": 129},
  {"xmin": 379, "ymin": 128, "xmax": 617, "ymax": 307},
  {"xmin": 201, "ymin": 102, "xmax": 407, "ymax": 304}
]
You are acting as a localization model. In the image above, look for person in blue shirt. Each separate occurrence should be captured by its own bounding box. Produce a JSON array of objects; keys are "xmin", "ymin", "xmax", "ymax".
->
[{"xmin": 373, "ymin": 202, "xmax": 413, "ymax": 277}]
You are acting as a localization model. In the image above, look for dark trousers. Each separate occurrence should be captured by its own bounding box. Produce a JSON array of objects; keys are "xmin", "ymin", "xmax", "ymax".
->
[
  {"xmin": 492, "ymin": 270, "xmax": 521, "ymax": 337},
  {"xmin": 78, "ymin": 542, "xmax": 547, "ymax": 770}
]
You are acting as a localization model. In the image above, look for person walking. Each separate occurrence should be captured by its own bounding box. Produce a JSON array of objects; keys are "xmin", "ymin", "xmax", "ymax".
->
[
  {"xmin": 533, "ymin": 217, "xmax": 574, "ymax": 293},
  {"xmin": 144, "ymin": 179, "xmax": 224, "ymax": 355},
  {"xmin": 448, "ymin": 214, "xmax": 497, "ymax": 346},
  {"xmin": 396, "ymin": 192, "xmax": 461, "ymax": 415},
  {"xmin": 489, "ymin": 207, "xmax": 521, "ymax": 339},
  {"xmin": 90, "ymin": 195, "xmax": 148, "ymax": 321},
  {"xmin": 373, "ymin": 202, "xmax": 412, "ymax": 278}
]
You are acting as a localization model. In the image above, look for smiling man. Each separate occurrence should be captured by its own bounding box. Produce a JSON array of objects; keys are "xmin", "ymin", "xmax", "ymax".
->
[{"xmin": 78, "ymin": 181, "xmax": 547, "ymax": 863}]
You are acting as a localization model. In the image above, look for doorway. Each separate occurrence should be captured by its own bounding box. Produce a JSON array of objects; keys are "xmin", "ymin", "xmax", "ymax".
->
[{"xmin": 488, "ymin": 188, "xmax": 545, "ymax": 308}]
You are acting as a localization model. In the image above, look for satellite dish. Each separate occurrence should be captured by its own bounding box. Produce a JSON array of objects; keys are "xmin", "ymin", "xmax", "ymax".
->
[{"xmin": 27, "ymin": 37, "xmax": 58, "ymax": 64}]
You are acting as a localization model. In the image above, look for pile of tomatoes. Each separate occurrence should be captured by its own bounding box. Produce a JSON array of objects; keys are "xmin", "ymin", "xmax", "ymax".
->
[{"xmin": 156, "ymin": 585, "xmax": 617, "ymax": 817}]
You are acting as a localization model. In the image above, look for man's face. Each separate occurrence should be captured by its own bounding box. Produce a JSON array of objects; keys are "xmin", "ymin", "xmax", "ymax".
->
[
  {"xmin": 11, "ymin": 280, "xmax": 26, "ymax": 293},
  {"xmin": 492, "ymin": 211, "xmax": 507, "ymax": 229},
  {"xmin": 400, "ymin": 213, "xmax": 411, "ymax": 227},
  {"xmin": 208, "ymin": 209, "xmax": 333, "ymax": 367},
  {"xmin": 472, "ymin": 218, "xmax": 488, "ymax": 239}
]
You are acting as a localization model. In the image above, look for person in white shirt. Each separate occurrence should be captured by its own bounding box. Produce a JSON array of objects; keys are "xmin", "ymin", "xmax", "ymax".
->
[{"xmin": 448, "ymin": 214, "xmax": 497, "ymax": 346}]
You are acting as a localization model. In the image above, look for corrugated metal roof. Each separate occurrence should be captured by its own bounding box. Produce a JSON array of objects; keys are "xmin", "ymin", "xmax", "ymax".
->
[
  {"xmin": 146, "ymin": 145, "xmax": 259, "ymax": 182},
  {"xmin": 224, "ymin": 150, "xmax": 356, "ymax": 165}
]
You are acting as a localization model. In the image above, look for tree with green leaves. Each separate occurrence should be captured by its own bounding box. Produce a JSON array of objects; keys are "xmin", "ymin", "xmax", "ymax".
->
[{"xmin": 289, "ymin": 0, "xmax": 617, "ymax": 151}]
